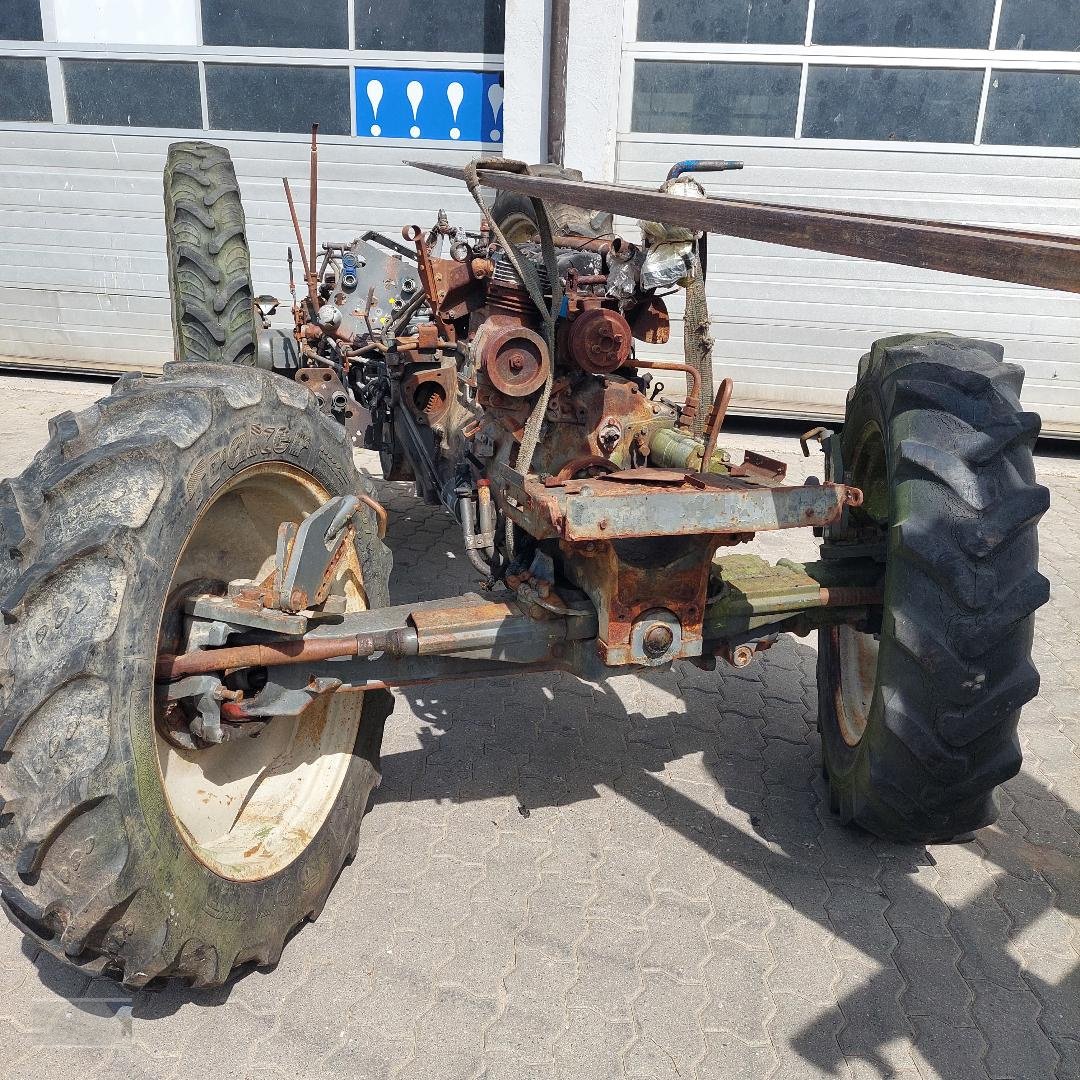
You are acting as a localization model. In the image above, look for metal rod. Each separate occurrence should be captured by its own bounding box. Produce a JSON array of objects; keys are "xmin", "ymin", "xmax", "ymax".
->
[
  {"xmin": 309, "ymin": 123, "xmax": 319, "ymax": 301},
  {"xmin": 701, "ymin": 378, "xmax": 734, "ymax": 469},
  {"xmin": 157, "ymin": 628, "xmax": 416, "ymax": 680},
  {"xmin": 546, "ymin": 0, "xmax": 570, "ymax": 166},
  {"xmin": 633, "ymin": 359, "xmax": 701, "ymax": 430},
  {"xmin": 282, "ymin": 177, "xmax": 314, "ymax": 302},
  {"xmin": 408, "ymin": 162, "xmax": 1080, "ymax": 295}
]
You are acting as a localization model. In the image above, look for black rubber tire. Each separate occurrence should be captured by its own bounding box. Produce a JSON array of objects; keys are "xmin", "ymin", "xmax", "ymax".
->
[
  {"xmin": 818, "ymin": 333, "xmax": 1050, "ymax": 843},
  {"xmin": 0, "ymin": 364, "xmax": 392, "ymax": 987},
  {"xmin": 490, "ymin": 163, "xmax": 614, "ymax": 241},
  {"xmin": 164, "ymin": 141, "xmax": 259, "ymax": 366}
]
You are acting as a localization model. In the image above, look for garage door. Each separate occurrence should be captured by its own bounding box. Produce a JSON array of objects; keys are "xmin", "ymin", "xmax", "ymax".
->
[
  {"xmin": 614, "ymin": 0, "xmax": 1080, "ymax": 436},
  {"xmin": 0, "ymin": 0, "xmax": 505, "ymax": 374}
]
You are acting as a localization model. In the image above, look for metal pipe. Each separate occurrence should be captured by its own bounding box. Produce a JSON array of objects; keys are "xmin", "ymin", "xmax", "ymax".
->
[
  {"xmin": 157, "ymin": 627, "xmax": 417, "ymax": 680},
  {"xmin": 546, "ymin": 0, "xmax": 570, "ymax": 165},
  {"xmin": 459, "ymin": 494, "xmax": 495, "ymax": 578},
  {"xmin": 477, "ymin": 479, "xmax": 496, "ymax": 560},
  {"xmin": 309, "ymin": 123, "xmax": 319, "ymax": 300},
  {"xmin": 282, "ymin": 177, "xmax": 313, "ymax": 300},
  {"xmin": 633, "ymin": 359, "xmax": 700, "ymax": 430},
  {"xmin": 819, "ymin": 586, "xmax": 884, "ymax": 607}
]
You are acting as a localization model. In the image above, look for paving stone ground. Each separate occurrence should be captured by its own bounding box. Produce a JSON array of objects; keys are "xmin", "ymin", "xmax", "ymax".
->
[{"xmin": 1, "ymin": 372, "xmax": 1078, "ymax": 1080}]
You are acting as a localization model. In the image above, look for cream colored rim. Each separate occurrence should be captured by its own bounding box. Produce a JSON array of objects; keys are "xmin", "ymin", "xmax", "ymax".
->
[
  {"xmin": 836, "ymin": 625, "xmax": 880, "ymax": 748},
  {"xmin": 154, "ymin": 462, "xmax": 367, "ymax": 882}
]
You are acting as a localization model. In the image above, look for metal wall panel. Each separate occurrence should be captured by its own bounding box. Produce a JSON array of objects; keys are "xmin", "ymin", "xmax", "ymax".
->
[
  {"xmin": 615, "ymin": 138, "xmax": 1080, "ymax": 435},
  {"xmin": 0, "ymin": 129, "xmax": 492, "ymax": 372}
]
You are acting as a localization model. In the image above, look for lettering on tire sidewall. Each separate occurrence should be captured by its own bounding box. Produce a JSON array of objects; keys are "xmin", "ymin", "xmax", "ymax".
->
[{"xmin": 184, "ymin": 423, "xmax": 312, "ymax": 504}]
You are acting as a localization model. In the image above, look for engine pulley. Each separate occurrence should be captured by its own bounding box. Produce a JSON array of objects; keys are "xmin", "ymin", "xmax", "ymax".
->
[
  {"xmin": 479, "ymin": 323, "xmax": 551, "ymax": 397},
  {"xmin": 568, "ymin": 308, "xmax": 632, "ymax": 375}
]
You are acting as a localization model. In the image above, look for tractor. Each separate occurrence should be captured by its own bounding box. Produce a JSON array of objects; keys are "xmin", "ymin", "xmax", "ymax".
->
[{"xmin": 0, "ymin": 133, "xmax": 1054, "ymax": 987}]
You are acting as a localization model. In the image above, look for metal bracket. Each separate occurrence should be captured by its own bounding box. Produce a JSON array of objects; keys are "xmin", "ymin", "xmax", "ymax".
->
[{"xmin": 273, "ymin": 495, "xmax": 359, "ymax": 613}]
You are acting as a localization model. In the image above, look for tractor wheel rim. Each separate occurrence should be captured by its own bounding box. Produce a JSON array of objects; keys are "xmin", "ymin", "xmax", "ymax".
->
[
  {"xmin": 836, "ymin": 625, "xmax": 879, "ymax": 747},
  {"xmin": 154, "ymin": 462, "xmax": 366, "ymax": 882}
]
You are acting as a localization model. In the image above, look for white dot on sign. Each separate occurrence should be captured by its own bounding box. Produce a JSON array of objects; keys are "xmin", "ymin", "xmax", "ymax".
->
[
  {"xmin": 450, "ymin": 127, "xmax": 460, "ymax": 140},
  {"xmin": 490, "ymin": 129, "xmax": 501, "ymax": 140},
  {"xmin": 410, "ymin": 125, "xmax": 420, "ymax": 138},
  {"xmin": 370, "ymin": 123, "xmax": 381, "ymax": 136}
]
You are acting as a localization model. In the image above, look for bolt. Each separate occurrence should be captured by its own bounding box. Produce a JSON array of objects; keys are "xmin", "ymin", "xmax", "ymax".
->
[
  {"xmin": 643, "ymin": 623, "xmax": 674, "ymax": 658},
  {"xmin": 730, "ymin": 644, "xmax": 755, "ymax": 668}
]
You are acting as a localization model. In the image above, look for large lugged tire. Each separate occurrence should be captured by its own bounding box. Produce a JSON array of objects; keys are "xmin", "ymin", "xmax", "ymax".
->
[
  {"xmin": 165, "ymin": 141, "xmax": 259, "ymax": 366},
  {"xmin": 818, "ymin": 334, "xmax": 1050, "ymax": 843},
  {"xmin": 490, "ymin": 163, "xmax": 614, "ymax": 244},
  {"xmin": 0, "ymin": 364, "xmax": 392, "ymax": 986}
]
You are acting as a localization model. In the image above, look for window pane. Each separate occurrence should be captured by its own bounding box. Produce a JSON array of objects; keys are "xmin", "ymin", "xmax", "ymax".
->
[
  {"xmin": 0, "ymin": 57, "xmax": 50, "ymax": 121},
  {"xmin": 0, "ymin": 0, "xmax": 42, "ymax": 41},
  {"xmin": 632, "ymin": 60, "xmax": 800, "ymax": 137},
  {"xmin": 637, "ymin": 0, "xmax": 808, "ymax": 45},
  {"xmin": 997, "ymin": 0, "xmax": 1080, "ymax": 50},
  {"xmin": 206, "ymin": 64, "xmax": 350, "ymax": 135},
  {"xmin": 64, "ymin": 60, "xmax": 201, "ymax": 128},
  {"xmin": 201, "ymin": 0, "xmax": 348, "ymax": 50},
  {"xmin": 813, "ymin": 0, "xmax": 995, "ymax": 48},
  {"xmin": 983, "ymin": 70, "xmax": 1080, "ymax": 147},
  {"xmin": 355, "ymin": 0, "xmax": 505, "ymax": 53},
  {"xmin": 803, "ymin": 66, "xmax": 982, "ymax": 143}
]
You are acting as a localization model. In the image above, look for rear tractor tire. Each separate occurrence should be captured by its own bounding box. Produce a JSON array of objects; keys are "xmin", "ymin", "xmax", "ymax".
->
[
  {"xmin": 0, "ymin": 364, "xmax": 392, "ymax": 986},
  {"xmin": 818, "ymin": 333, "xmax": 1050, "ymax": 843},
  {"xmin": 165, "ymin": 141, "xmax": 260, "ymax": 366},
  {"xmin": 490, "ymin": 163, "xmax": 614, "ymax": 244}
]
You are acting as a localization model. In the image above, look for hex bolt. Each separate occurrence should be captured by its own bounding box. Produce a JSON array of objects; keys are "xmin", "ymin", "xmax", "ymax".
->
[{"xmin": 643, "ymin": 623, "xmax": 674, "ymax": 658}]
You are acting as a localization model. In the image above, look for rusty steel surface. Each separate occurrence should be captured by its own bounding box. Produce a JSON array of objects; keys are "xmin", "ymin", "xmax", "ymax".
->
[
  {"xmin": 632, "ymin": 359, "xmax": 700, "ymax": 430},
  {"xmin": 701, "ymin": 377, "xmax": 734, "ymax": 466},
  {"xmin": 159, "ymin": 634, "xmax": 373, "ymax": 680},
  {"xmin": 496, "ymin": 463, "xmax": 857, "ymax": 543},
  {"xmin": 409, "ymin": 162, "xmax": 1080, "ymax": 294}
]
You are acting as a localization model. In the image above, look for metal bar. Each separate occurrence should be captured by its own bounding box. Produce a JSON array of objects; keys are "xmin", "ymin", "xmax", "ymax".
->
[
  {"xmin": 547, "ymin": 0, "xmax": 570, "ymax": 165},
  {"xmin": 701, "ymin": 378, "xmax": 734, "ymax": 468},
  {"xmin": 309, "ymin": 123, "xmax": 319, "ymax": 301},
  {"xmin": 283, "ymin": 177, "xmax": 313, "ymax": 301},
  {"xmin": 407, "ymin": 162, "xmax": 1080, "ymax": 293}
]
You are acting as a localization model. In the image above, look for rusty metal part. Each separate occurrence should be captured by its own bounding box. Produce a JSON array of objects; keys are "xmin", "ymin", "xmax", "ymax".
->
[
  {"xmin": 567, "ymin": 307, "xmax": 632, "ymax": 374},
  {"xmin": 700, "ymin": 378, "xmax": 734, "ymax": 470},
  {"xmin": 410, "ymin": 162, "xmax": 1080, "ymax": 295},
  {"xmin": 403, "ymin": 367, "xmax": 455, "ymax": 425},
  {"xmin": 628, "ymin": 294, "xmax": 670, "ymax": 344},
  {"xmin": 157, "ymin": 627, "xmax": 416, "ymax": 680},
  {"xmin": 729, "ymin": 449, "xmax": 788, "ymax": 484},
  {"xmin": 819, "ymin": 585, "xmax": 884, "ymax": 607},
  {"xmin": 295, "ymin": 367, "xmax": 365, "ymax": 446},
  {"xmin": 546, "ymin": 455, "xmax": 620, "ymax": 485},
  {"xmin": 477, "ymin": 322, "xmax": 550, "ymax": 396},
  {"xmin": 357, "ymin": 493, "xmax": 388, "ymax": 539},
  {"xmin": 283, "ymin": 177, "xmax": 314, "ymax": 303},
  {"xmin": 720, "ymin": 642, "xmax": 756, "ymax": 668},
  {"xmin": 632, "ymin": 359, "xmax": 700, "ymax": 430},
  {"xmin": 496, "ymin": 461, "xmax": 857, "ymax": 543},
  {"xmin": 309, "ymin": 124, "xmax": 319, "ymax": 302}
]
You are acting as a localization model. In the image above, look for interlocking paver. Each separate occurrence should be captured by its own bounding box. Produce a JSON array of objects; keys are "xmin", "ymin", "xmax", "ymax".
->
[{"xmin": 1, "ymin": 374, "xmax": 1079, "ymax": 1079}]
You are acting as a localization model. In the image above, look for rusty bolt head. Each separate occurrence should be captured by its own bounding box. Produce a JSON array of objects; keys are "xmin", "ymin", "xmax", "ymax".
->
[
  {"xmin": 643, "ymin": 623, "xmax": 675, "ymax": 658},
  {"xmin": 730, "ymin": 644, "xmax": 755, "ymax": 668}
]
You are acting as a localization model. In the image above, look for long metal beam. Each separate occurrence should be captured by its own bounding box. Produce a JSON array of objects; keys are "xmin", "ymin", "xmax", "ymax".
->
[{"xmin": 408, "ymin": 161, "xmax": 1080, "ymax": 294}]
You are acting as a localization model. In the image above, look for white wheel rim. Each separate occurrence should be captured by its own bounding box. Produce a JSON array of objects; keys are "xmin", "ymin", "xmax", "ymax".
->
[{"xmin": 155, "ymin": 463, "xmax": 367, "ymax": 882}]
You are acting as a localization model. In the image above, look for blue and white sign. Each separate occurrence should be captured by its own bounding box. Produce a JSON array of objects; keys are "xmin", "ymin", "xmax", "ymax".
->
[{"xmin": 357, "ymin": 68, "xmax": 504, "ymax": 144}]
